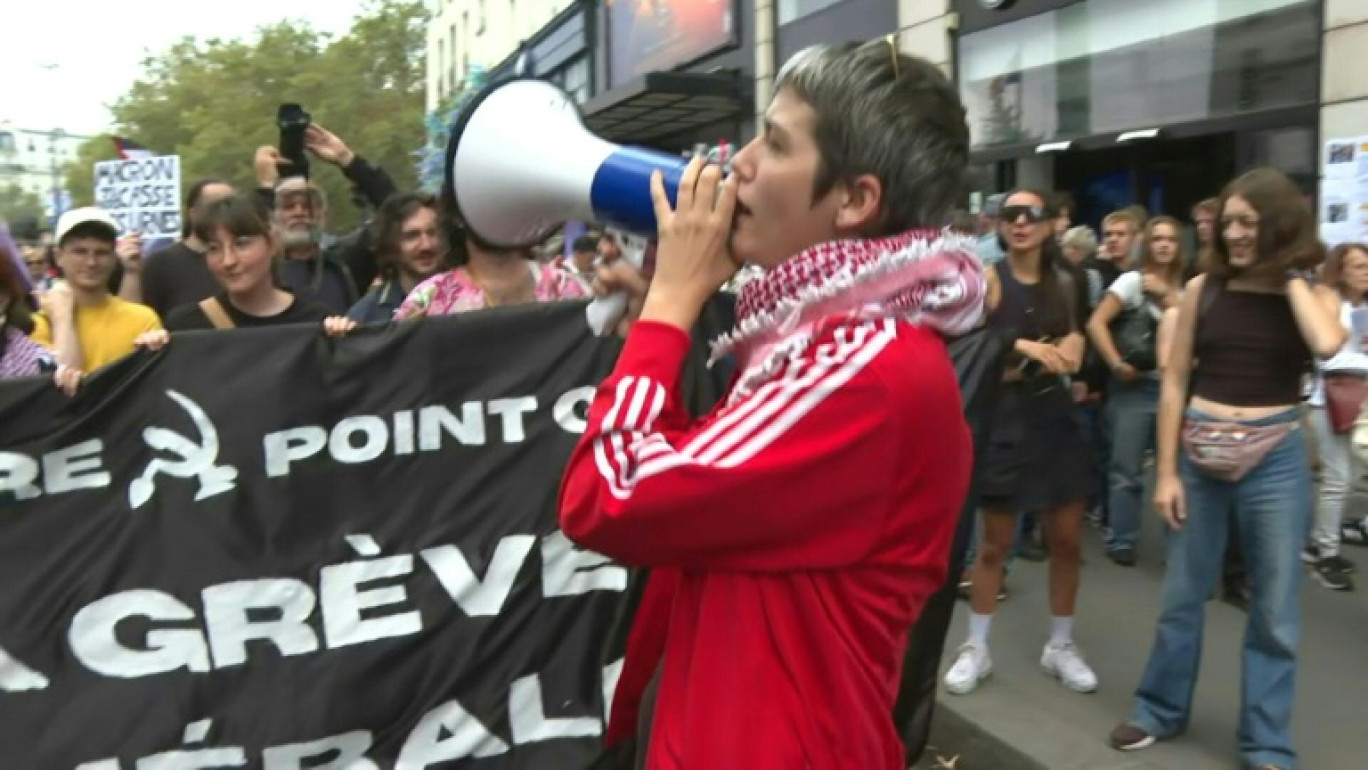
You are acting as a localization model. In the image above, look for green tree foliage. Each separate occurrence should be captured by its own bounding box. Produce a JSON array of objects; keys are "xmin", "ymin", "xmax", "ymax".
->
[
  {"xmin": 63, "ymin": 0, "xmax": 428, "ymax": 233},
  {"xmin": 0, "ymin": 183, "xmax": 47, "ymax": 230},
  {"xmin": 65, "ymin": 136, "xmax": 124, "ymax": 208}
]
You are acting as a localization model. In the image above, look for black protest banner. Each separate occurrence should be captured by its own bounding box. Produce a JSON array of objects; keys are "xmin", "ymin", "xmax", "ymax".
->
[{"xmin": 0, "ymin": 302, "xmax": 641, "ymax": 769}]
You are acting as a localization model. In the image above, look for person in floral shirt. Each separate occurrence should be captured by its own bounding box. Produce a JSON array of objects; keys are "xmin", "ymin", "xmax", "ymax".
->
[
  {"xmin": 0, "ymin": 233, "xmax": 54, "ymax": 380},
  {"xmin": 393, "ymin": 229, "xmax": 588, "ymax": 319}
]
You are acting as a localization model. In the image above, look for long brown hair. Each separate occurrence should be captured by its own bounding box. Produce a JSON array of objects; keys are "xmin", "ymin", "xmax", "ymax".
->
[
  {"xmin": 1322, "ymin": 242, "xmax": 1368, "ymax": 297},
  {"xmin": 1203, "ymin": 168, "xmax": 1324, "ymax": 281},
  {"xmin": 0, "ymin": 240, "xmax": 35, "ymax": 334},
  {"xmin": 1140, "ymin": 215, "xmax": 1187, "ymax": 288}
]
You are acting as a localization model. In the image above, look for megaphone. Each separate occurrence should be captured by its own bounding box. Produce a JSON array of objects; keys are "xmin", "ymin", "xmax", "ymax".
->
[{"xmin": 445, "ymin": 78, "xmax": 693, "ymax": 334}]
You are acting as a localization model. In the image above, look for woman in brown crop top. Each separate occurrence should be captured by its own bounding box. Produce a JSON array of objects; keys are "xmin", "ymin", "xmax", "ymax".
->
[{"xmin": 1110, "ymin": 168, "xmax": 1344, "ymax": 770}]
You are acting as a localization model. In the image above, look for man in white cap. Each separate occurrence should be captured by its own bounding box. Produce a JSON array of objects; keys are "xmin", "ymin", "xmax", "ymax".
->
[{"xmin": 31, "ymin": 207, "xmax": 161, "ymax": 384}]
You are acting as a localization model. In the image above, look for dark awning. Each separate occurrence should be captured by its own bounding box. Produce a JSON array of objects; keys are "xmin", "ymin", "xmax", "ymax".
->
[{"xmin": 582, "ymin": 71, "xmax": 747, "ymax": 144}]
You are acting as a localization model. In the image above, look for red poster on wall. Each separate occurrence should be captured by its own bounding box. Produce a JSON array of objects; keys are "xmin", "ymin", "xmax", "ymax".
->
[{"xmin": 606, "ymin": 0, "xmax": 738, "ymax": 88}]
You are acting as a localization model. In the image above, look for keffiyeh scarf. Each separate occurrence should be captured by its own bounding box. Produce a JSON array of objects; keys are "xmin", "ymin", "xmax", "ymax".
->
[{"xmin": 713, "ymin": 229, "xmax": 987, "ymax": 397}]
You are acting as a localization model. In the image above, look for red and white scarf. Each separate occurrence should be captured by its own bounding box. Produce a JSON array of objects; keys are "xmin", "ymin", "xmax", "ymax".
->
[{"xmin": 714, "ymin": 229, "xmax": 987, "ymax": 395}]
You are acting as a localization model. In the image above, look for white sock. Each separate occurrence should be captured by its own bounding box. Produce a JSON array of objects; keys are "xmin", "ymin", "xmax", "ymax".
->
[
  {"xmin": 967, "ymin": 613, "xmax": 993, "ymax": 648},
  {"xmin": 1050, "ymin": 615, "xmax": 1074, "ymax": 647}
]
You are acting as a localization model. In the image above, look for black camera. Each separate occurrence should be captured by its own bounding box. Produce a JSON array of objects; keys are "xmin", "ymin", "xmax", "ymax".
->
[{"xmin": 277, "ymin": 103, "xmax": 312, "ymax": 180}]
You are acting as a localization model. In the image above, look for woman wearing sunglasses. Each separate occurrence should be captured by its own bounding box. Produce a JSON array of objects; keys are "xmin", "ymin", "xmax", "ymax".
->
[
  {"xmin": 1109, "ymin": 168, "xmax": 1343, "ymax": 770},
  {"xmin": 944, "ymin": 190, "xmax": 1099, "ymax": 697}
]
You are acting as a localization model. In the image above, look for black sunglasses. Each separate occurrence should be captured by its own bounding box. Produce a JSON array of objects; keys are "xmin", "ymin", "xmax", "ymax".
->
[{"xmin": 1000, "ymin": 205, "xmax": 1049, "ymax": 224}]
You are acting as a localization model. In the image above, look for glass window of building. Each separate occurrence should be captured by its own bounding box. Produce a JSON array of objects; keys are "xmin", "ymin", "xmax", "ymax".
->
[
  {"xmin": 956, "ymin": 0, "xmax": 1318, "ymax": 150},
  {"xmin": 778, "ymin": 0, "xmax": 842, "ymax": 25},
  {"xmin": 562, "ymin": 57, "xmax": 590, "ymax": 105}
]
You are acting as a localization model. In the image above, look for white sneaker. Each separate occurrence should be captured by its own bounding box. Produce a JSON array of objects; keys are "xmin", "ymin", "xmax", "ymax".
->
[
  {"xmin": 944, "ymin": 643, "xmax": 992, "ymax": 695},
  {"xmin": 1041, "ymin": 641, "xmax": 1098, "ymax": 693}
]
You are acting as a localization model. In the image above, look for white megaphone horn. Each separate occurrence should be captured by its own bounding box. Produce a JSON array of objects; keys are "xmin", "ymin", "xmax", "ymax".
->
[{"xmin": 445, "ymin": 78, "xmax": 694, "ymax": 335}]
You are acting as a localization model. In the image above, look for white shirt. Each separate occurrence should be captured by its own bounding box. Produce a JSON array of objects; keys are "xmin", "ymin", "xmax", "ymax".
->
[
  {"xmin": 1309, "ymin": 301, "xmax": 1368, "ymax": 406},
  {"xmin": 1106, "ymin": 271, "xmax": 1164, "ymax": 320},
  {"xmin": 1106, "ymin": 271, "xmax": 1164, "ymax": 380}
]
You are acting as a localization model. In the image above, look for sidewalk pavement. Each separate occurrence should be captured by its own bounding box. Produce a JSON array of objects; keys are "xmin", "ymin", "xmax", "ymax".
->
[{"xmin": 924, "ymin": 508, "xmax": 1368, "ymax": 770}]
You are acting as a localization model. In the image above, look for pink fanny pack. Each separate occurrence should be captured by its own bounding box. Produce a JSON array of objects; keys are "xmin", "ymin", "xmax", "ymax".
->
[{"xmin": 1181, "ymin": 417, "xmax": 1295, "ymax": 483}]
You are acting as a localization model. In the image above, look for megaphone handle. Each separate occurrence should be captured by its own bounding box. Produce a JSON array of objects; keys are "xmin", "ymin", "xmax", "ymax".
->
[
  {"xmin": 586, "ymin": 292, "xmax": 629, "ymax": 337},
  {"xmin": 586, "ymin": 243, "xmax": 647, "ymax": 337}
]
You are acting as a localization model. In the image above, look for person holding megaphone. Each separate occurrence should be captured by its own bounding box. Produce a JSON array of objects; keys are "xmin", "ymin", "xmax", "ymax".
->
[{"xmin": 557, "ymin": 40, "xmax": 987, "ymax": 770}]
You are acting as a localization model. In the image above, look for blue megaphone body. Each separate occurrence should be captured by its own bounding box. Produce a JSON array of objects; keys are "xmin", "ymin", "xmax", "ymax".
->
[{"xmin": 445, "ymin": 78, "xmax": 690, "ymax": 249}]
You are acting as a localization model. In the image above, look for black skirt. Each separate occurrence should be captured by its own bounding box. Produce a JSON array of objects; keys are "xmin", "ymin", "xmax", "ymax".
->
[{"xmin": 978, "ymin": 380, "xmax": 1098, "ymax": 512}]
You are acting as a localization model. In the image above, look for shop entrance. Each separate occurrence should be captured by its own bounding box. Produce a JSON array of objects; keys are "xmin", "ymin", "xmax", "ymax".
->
[{"xmin": 1054, "ymin": 133, "xmax": 1237, "ymax": 232}]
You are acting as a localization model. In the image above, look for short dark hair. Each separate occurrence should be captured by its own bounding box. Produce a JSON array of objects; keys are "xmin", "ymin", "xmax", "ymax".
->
[
  {"xmin": 774, "ymin": 40, "xmax": 969, "ymax": 234},
  {"xmin": 371, "ymin": 192, "xmax": 441, "ymax": 277},
  {"xmin": 572, "ymin": 235, "xmax": 600, "ymax": 253},
  {"xmin": 183, "ymin": 178, "xmax": 233, "ymax": 237},
  {"xmin": 193, "ymin": 193, "xmax": 273, "ymax": 244},
  {"xmin": 1204, "ymin": 168, "xmax": 1323, "ymax": 281},
  {"xmin": 60, "ymin": 222, "xmax": 117, "ymax": 248}
]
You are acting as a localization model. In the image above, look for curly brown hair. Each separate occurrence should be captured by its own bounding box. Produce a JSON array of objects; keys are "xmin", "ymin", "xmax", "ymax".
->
[
  {"xmin": 1322, "ymin": 242, "xmax": 1368, "ymax": 295},
  {"xmin": 371, "ymin": 192, "xmax": 444, "ymax": 278},
  {"xmin": 1203, "ymin": 167, "xmax": 1323, "ymax": 281}
]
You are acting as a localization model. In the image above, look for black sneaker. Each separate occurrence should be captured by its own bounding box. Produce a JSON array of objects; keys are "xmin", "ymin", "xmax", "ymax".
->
[
  {"xmin": 1325, "ymin": 553, "xmax": 1357, "ymax": 574},
  {"xmin": 1301, "ymin": 545, "xmax": 1320, "ymax": 565},
  {"xmin": 1312, "ymin": 557, "xmax": 1354, "ymax": 591},
  {"xmin": 1222, "ymin": 580, "xmax": 1251, "ymax": 611},
  {"xmin": 1107, "ymin": 546, "xmax": 1138, "ymax": 567},
  {"xmin": 1343, "ymin": 518, "xmax": 1368, "ymax": 548}
]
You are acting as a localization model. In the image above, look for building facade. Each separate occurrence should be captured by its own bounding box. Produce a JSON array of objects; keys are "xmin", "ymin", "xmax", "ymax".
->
[
  {"xmin": 950, "ymin": 0, "xmax": 1322, "ymax": 230},
  {"xmin": 426, "ymin": 0, "xmax": 579, "ymax": 110},
  {"xmin": 579, "ymin": 0, "xmax": 755, "ymax": 151},
  {"xmin": 430, "ymin": 0, "xmax": 1355, "ymax": 231},
  {"xmin": 1323, "ymin": 0, "xmax": 1368, "ymax": 172},
  {"xmin": 0, "ymin": 122, "xmax": 88, "ymax": 211}
]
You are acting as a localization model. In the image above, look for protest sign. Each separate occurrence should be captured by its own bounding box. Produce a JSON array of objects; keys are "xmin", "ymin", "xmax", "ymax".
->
[{"xmin": 93, "ymin": 155, "xmax": 183, "ymax": 238}]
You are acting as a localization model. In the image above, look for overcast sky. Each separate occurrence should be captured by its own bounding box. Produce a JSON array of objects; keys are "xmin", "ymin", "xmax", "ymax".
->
[{"xmin": 1, "ymin": 0, "xmax": 369, "ymax": 136}]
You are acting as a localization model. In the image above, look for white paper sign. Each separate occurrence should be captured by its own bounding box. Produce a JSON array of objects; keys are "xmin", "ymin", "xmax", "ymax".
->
[
  {"xmin": 1321, "ymin": 137, "xmax": 1368, "ymax": 248},
  {"xmin": 93, "ymin": 155, "xmax": 183, "ymax": 238}
]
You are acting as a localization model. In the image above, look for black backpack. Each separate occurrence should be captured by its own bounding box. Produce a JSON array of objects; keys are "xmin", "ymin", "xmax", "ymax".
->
[{"xmin": 1109, "ymin": 300, "xmax": 1160, "ymax": 372}]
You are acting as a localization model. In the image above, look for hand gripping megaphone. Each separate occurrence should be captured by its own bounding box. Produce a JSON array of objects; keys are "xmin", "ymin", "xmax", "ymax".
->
[{"xmin": 445, "ymin": 78, "xmax": 693, "ymax": 334}]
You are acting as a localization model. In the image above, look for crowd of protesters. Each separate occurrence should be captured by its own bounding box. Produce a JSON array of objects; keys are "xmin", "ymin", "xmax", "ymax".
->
[{"xmin": 0, "ymin": 80, "xmax": 1361, "ymax": 770}]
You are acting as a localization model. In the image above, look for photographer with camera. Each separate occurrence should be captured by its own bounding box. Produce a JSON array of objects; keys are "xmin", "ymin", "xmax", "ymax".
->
[{"xmin": 253, "ymin": 108, "xmax": 397, "ymax": 313}]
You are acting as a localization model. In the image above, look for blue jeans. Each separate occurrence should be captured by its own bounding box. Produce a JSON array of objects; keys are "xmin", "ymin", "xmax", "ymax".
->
[
  {"xmin": 1076, "ymin": 399, "xmax": 1111, "ymax": 523},
  {"xmin": 1105, "ymin": 378, "xmax": 1159, "ymax": 550},
  {"xmin": 1128, "ymin": 408, "xmax": 1311, "ymax": 768}
]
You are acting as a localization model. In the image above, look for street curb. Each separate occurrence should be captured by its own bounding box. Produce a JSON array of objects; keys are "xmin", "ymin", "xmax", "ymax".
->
[
  {"xmin": 924, "ymin": 698, "xmax": 1047, "ymax": 769},
  {"xmin": 924, "ymin": 696, "xmax": 1175, "ymax": 770}
]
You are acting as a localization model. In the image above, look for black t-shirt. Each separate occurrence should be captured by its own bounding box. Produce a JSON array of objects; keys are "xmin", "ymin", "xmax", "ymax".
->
[
  {"xmin": 141, "ymin": 242, "xmax": 221, "ymax": 319},
  {"xmin": 163, "ymin": 292, "xmax": 333, "ymax": 331}
]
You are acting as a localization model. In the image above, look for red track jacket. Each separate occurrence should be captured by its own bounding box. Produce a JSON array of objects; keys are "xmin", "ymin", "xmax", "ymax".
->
[{"xmin": 559, "ymin": 316, "xmax": 972, "ymax": 769}]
